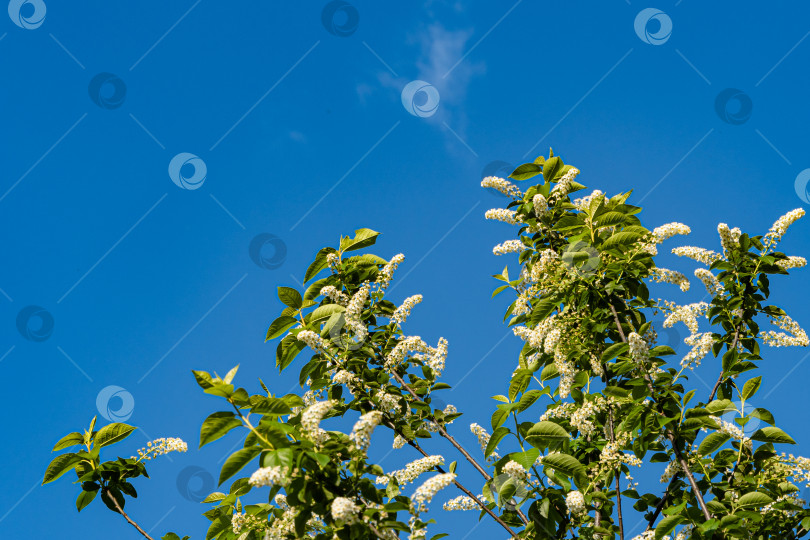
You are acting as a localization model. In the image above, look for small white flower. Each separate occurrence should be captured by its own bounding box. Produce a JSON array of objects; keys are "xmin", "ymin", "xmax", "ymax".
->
[
  {"xmin": 411, "ymin": 473, "xmax": 455, "ymax": 513},
  {"xmin": 481, "ymin": 176, "xmax": 522, "ymax": 198},
  {"xmin": 565, "ymin": 490, "xmax": 586, "ymax": 515},
  {"xmin": 350, "ymin": 411, "xmax": 383, "ymax": 452},
  {"xmin": 331, "ymin": 497, "xmax": 360, "ymax": 523}
]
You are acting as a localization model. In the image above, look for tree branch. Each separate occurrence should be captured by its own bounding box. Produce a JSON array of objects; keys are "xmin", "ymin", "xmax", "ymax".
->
[
  {"xmin": 608, "ymin": 302, "xmax": 713, "ymax": 522},
  {"xmin": 102, "ymin": 487, "xmax": 155, "ymax": 540}
]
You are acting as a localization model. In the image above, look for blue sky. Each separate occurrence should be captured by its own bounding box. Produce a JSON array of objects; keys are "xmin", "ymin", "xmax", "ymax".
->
[{"xmin": 2, "ymin": 1, "xmax": 810, "ymax": 539}]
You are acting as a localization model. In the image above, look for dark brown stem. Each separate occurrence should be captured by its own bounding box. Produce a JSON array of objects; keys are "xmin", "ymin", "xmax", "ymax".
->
[
  {"xmin": 388, "ymin": 370, "xmax": 531, "ymax": 526},
  {"xmin": 102, "ymin": 487, "xmax": 155, "ymax": 540},
  {"xmin": 400, "ymin": 432, "xmax": 522, "ymax": 540},
  {"xmin": 646, "ymin": 473, "xmax": 679, "ymax": 529},
  {"xmin": 608, "ymin": 408, "xmax": 624, "ymax": 540},
  {"xmin": 708, "ymin": 328, "xmax": 741, "ymax": 401},
  {"xmin": 608, "ymin": 302, "xmax": 713, "ymax": 522}
]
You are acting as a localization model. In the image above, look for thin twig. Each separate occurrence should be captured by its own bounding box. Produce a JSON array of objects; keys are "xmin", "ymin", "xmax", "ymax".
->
[
  {"xmin": 608, "ymin": 408, "xmax": 624, "ymax": 540},
  {"xmin": 608, "ymin": 302, "xmax": 713, "ymax": 522},
  {"xmin": 388, "ymin": 369, "xmax": 529, "ymax": 526},
  {"xmin": 102, "ymin": 487, "xmax": 155, "ymax": 540}
]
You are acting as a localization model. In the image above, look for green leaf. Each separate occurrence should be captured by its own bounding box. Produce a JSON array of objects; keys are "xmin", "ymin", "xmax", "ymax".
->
[
  {"xmin": 310, "ymin": 304, "xmax": 345, "ymax": 324},
  {"xmin": 43, "ymin": 453, "xmax": 82, "ymax": 485},
  {"xmin": 53, "ymin": 432, "xmax": 85, "ymax": 451},
  {"xmin": 304, "ymin": 247, "xmax": 336, "ymax": 283},
  {"xmin": 201, "ymin": 492, "xmax": 227, "ymax": 503},
  {"xmin": 100, "ymin": 487, "xmax": 125, "ymax": 512},
  {"xmin": 219, "ymin": 446, "xmax": 262, "ymax": 485},
  {"xmin": 509, "ymin": 369, "xmax": 531, "ymax": 401},
  {"xmin": 340, "ymin": 228, "xmax": 380, "ymax": 253},
  {"xmin": 542, "ymin": 156, "xmax": 563, "ymax": 183},
  {"xmin": 741, "ymin": 376, "xmax": 762, "ymax": 400},
  {"xmin": 595, "ymin": 211, "xmax": 626, "ymax": 227},
  {"xmin": 705, "ymin": 399, "xmax": 735, "ymax": 415},
  {"xmin": 485, "ymin": 427, "xmax": 509, "ymax": 458},
  {"xmin": 510, "ymin": 448, "xmax": 540, "ymax": 470},
  {"xmin": 277, "ymin": 287, "xmax": 302, "ymax": 309},
  {"xmin": 655, "ymin": 515, "xmax": 684, "ymax": 540},
  {"xmin": 698, "ymin": 432, "xmax": 730, "ymax": 456},
  {"xmin": 192, "ymin": 370, "xmax": 215, "ymax": 390},
  {"xmin": 525, "ymin": 421, "xmax": 571, "ymax": 447},
  {"xmin": 737, "ymin": 492, "xmax": 773, "ymax": 508},
  {"xmin": 602, "ymin": 231, "xmax": 645, "ymax": 250},
  {"xmin": 751, "ymin": 426, "xmax": 796, "ymax": 445},
  {"xmin": 223, "ymin": 365, "xmax": 239, "ymax": 384},
  {"xmin": 751, "ymin": 408, "xmax": 775, "ymax": 426},
  {"xmin": 541, "ymin": 453, "xmax": 584, "ymax": 477},
  {"xmin": 277, "ymin": 334, "xmax": 306, "ymax": 372},
  {"xmin": 94, "ymin": 423, "xmax": 136, "ymax": 448},
  {"xmin": 200, "ymin": 412, "xmax": 243, "ymax": 448},
  {"xmin": 251, "ymin": 397, "xmax": 292, "ymax": 415},
  {"xmin": 76, "ymin": 489, "xmax": 97, "ymax": 512},
  {"xmin": 266, "ymin": 316, "xmax": 298, "ymax": 341},
  {"xmin": 601, "ymin": 342, "xmax": 628, "ymax": 363},
  {"xmin": 509, "ymin": 163, "xmax": 542, "ymax": 181}
]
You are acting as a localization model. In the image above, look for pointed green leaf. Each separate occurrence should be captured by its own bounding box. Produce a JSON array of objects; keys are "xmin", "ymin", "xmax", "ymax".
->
[
  {"xmin": 200, "ymin": 412, "xmax": 243, "ymax": 448},
  {"xmin": 266, "ymin": 316, "xmax": 298, "ymax": 341},
  {"xmin": 277, "ymin": 287, "xmax": 302, "ymax": 309},
  {"xmin": 655, "ymin": 515, "xmax": 684, "ymax": 540},
  {"xmin": 737, "ymin": 492, "xmax": 773, "ymax": 508},
  {"xmin": 94, "ymin": 423, "xmax": 136, "ymax": 448},
  {"xmin": 541, "ymin": 453, "xmax": 584, "ymax": 477},
  {"xmin": 53, "ymin": 432, "xmax": 85, "ymax": 452},
  {"xmin": 340, "ymin": 228, "xmax": 380, "ymax": 253},
  {"xmin": 525, "ymin": 421, "xmax": 571, "ymax": 447},
  {"xmin": 43, "ymin": 453, "xmax": 82, "ymax": 485},
  {"xmin": 510, "ymin": 448, "xmax": 540, "ymax": 470},
  {"xmin": 509, "ymin": 163, "xmax": 542, "ymax": 181},
  {"xmin": 741, "ymin": 376, "xmax": 762, "ymax": 400},
  {"xmin": 698, "ymin": 432, "xmax": 730, "ymax": 456},
  {"xmin": 219, "ymin": 446, "xmax": 262, "ymax": 485},
  {"xmin": 751, "ymin": 426, "xmax": 796, "ymax": 445}
]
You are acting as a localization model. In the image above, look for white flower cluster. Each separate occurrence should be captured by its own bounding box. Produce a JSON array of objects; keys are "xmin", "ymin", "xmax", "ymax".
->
[
  {"xmin": 539, "ymin": 402, "xmax": 576, "ymax": 422},
  {"xmin": 660, "ymin": 460, "xmax": 683, "ymax": 483},
  {"xmin": 711, "ymin": 415, "xmax": 752, "ymax": 450},
  {"xmin": 502, "ymin": 460, "xmax": 530, "ymax": 483},
  {"xmin": 569, "ymin": 396, "xmax": 613, "ymax": 438},
  {"xmin": 681, "ymin": 332, "xmax": 714, "ymax": 369},
  {"xmin": 694, "ymin": 268, "xmax": 724, "ymax": 296},
  {"xmin": 385, "ymin": 336, "xmax": 430, "ymax": 369},
  {"xmin": 493, "ymin": 239, "xmax": 525, "ymax": 256},
  {"xmin": 780, "ymin": 453, "xmax": 810, "ymax": 486},
  {"xmin": 717, "ymin": 223, "xmax": 742, "ymax": 253},
  {"xmin": 427, "ymin": 337, "xmax": 448, "ymax": 375},
  {"xmin": 759, "ymin": 314, "xmax": 809, "ymax": 347},
  {"xmin": 481, "ymin": 176, "xmax": 522, "ymax": 198},
  {"xmin": 631, "ymin": 532, "xmax": 659, "ymax": 540},
  {"xmin": 350, "ymin": 411, "xmax": 383, "ymax": 452},
  {"xmin": 297, "ymin": 330, "xmax": 330, "ymax": 354},
  {"xmin": 565, "ymin": 490, "xmax": 586, "ymax": 516},
  {"xmin": 374, "ymin": 390, "xmax": 401, "ymax": 413},
  {"xmin": 332, "ymin": 369, "xmax": 359, "ymax": 387},
  {"xmin": 320, "ymin": 284, "xmax": 349, "ymax": 305},
  {"xmin": 301, "ymin": 400, "xmax": 335, "ymax": 444},
  {"xmin": 533, "ymin": 194, "xmax": 548, "ymax": 217},
  {"xmin": 392, "ymin": 434, "xmax": 407, "ymax": 449},
  {"xmin": 377, "ymin": 254, "xmax": 405, "ymax": 289},
  {"xmin": 776, "ymin": 256, "xmax": 807, "ymax": 270},
  {"xmin": 331, "ymin": 497, "xmax": 360, "ymax": 523},
  {"xmin": 530, "ymin": 249, "xmax": 559, "ymax": 281},
  {"xmin": 327, "ymin": 252, "xmax": 340, "ymax": 271},
  {"xmin": 629, "ymin": 332, "xmax": 650, "ymax": 364},
  {"xmin": 134, "ymin": 437, "xmax": 188, "ymax": 461},
  {"xmin": 411, "ymin": 473, "xmax": 456, "ymax": 513},
  {"xmin": 345, "ymin": 284, "xmax": 370, "ymax": 341},
  {"xmin": 550, "ymin": 167, "xmax": 580, "ymax": 198},
  {"xmin": 231, "ymin": 511, "xmax": 266, "ymax": 535},
  {"xmin": 443, "ymin": 495, "xmax": 480, "ymax": 511},
  {"xmin": 470, "ymin": 423, "xmax": 500, "ymax": 461},
  {"xmin": 600, "ymin": 440, "xmax": 643, "ymax": 469},
  {"xmin": 392, "ymin": 294, "xmax": 423, "ymax": 325},
  {"xmin": 377, "ymin": 455, "xmax": 444, "ymax": 486},
  {"xmin": 652, "ymin": 222, "xmax": 691, "ymax": 243},
  {"xmin": 649, "ymin": 268, "xmax": 690, "ymax": 292},
  {"xmin": 664, "ymin": 302, "xmax": 709, "ymax": 334},
  {"xmin": 573, "ymin": 189, "xmax": 604, "ymax": 211},
  {"xmin": 485, "ymin": 208, "xmax": 520, "ymax": 225},
  {"xmin": 764, "ymin": 208, "xmax": 805, "ymax": 248},
  {"xmin": 671, "ymin": 245, "xmax": 723, "ymax": 265},
  {"xmin": 674, "ymin": 524, "xmax": 694, "ymax": 540},
  {"xmin": 248, "ymin": 466, "xmax": 288, "ymax": 487}
]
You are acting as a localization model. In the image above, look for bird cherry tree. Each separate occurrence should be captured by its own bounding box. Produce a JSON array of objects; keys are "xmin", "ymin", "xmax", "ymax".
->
[{"xmin": 43, "ymin": 151, "xmax": 810, "ymax": 540}]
